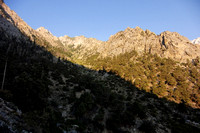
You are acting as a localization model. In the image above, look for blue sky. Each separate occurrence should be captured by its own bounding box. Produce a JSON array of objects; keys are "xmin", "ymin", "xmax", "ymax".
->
[{"xmin": 5, "ymin": 0, "xmax": 200, "ymax": 41}]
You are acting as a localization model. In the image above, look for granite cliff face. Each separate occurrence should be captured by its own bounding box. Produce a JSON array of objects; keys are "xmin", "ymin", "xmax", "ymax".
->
[
  {"xmin": 102, "ymin": 27, "xmax": 159, "ymax": 56},
  {"xmin": 100, "ymin": 27, "xmax": 200, "ymax": 62},
  {"xmin": 43, "ymin": 26, "xmax": 200, "ymax": 62},
  {"xmin": 36, "ymin": 27, "xmax": 61, "ymax": 47},
  {"xmin": 159, "ymin": 31, "xmax": 200, "ymax": 61}
]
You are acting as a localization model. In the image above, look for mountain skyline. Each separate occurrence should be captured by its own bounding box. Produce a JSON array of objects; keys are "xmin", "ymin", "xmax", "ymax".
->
[{"xmin": 5, "ymin": 0, "xmax": 200, "ymax": 41}]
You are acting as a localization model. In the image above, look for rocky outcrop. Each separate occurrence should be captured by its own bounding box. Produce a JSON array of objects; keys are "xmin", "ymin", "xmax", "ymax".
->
[
  {"xmin": 192, "ymin": 37, "xmax": 200, "ymax": 45},
  {"xmin": 158, "ymin": 31, "xmax": 199, "ymax": 61},
  {"xmin": 36, "ymin": 27, "xmax": 62, "ymax": 47},
  {"xmin": 100, "ymin": 27, "xmax": 200, "ymax": 62},
  {"xmin": 58, "ymin": 26, "xmax": 200, "ymax": 62},
  {"xmin": 59, "ymin": 35, "xmax": 103, "ymax": 48},
  {"xmin": 102, "ymin": 26, "xmax": 159, "ymax": 56},
  {"xmin": 0, "ymin": 98, "xmax": 24, "ymax": 133},
  {"xmin": 59, "ymin": 35, "xmax": 104, "ymax": 59},
  {"xmin": 0, "ymin": 3, "xmax": 61, "ymax": 47}
]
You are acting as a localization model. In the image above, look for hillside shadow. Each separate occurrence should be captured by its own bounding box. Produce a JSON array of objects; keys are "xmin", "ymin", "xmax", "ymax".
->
[{"xmin": 0, "ymin": 9, "xmax": 200, "ymax": 132}]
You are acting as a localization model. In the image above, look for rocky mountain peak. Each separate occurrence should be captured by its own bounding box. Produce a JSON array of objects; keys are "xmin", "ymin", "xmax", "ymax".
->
[
  {"xmin": 59, "ymin": 34, "xmax": 103, "ymax": 49},
  {"xmin": 102, "ymin": 27, "xmax": 200, "ymax": 62},
  {"xmin": 124, "ymin": 26, "xmax": 144, "ymax": 34},
  {"xmin": 135, "ymin": 26, "xmax": 143, "ymax": 32},
  {"xmin": 124, "ymin": 27, "xmax": 134, "ymax": 32},
  {"xmin": 145, "ymin": 29, "xmax": 156, "ymax": 36},
  {"xmin": 36, "ymin": 27, "xmax": 60, "ymax": 46},
  {"xmin": 160, "ymin": 31, "xmax": 191, "ymax": 47},
  {"xmin": 192, "ymin": 37, "xmax": 200, "ymax": 44},
  {"xmin": 74, "ymin": 35, "xmax": 87, "ymax": 40},
  {"xmin": 36, "ymin": 27, "xmax": 53, "ymax": 35}
]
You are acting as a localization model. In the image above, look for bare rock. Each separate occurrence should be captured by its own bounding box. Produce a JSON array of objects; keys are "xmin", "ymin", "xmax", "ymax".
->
[
  {"xmin": 101, "ymin": 27, "xmax": 200, "ymax": 62},
  {"xmin": 192, "ymin": 37, "xmax": 200, "ymax": 45},
  {"xmin": 0, "ymin": 98, "xmax": 24, "ymax": 133}
]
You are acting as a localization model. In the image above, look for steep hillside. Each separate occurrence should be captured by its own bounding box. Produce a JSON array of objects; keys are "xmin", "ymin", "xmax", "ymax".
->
[
  {"xmin": 1, "ymin": 27, "xmax": 200, "ymax": 132},
  {"xmin": 86, "ymin": 50, "xmax": 200, "ymax": 108},
  {"xmin": 0, "ymin": 1, "xmax": 62, "ymax": 48}
]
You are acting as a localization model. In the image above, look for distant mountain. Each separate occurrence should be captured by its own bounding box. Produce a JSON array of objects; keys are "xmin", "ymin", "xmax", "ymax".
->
[
  {"xmin": 100, "ymin": 27, "xmax": 200, "ymax": 62},
  {"xmin": 192, "ymin": 37, "xmax": 200, "ymax": 45},
  {"xmin": 1, "ymin": 1, "xmax": 199, "ymax": 63},
  {"xmin": 36, "ymin": 26, "xmax": 200, "ymax": 63}
]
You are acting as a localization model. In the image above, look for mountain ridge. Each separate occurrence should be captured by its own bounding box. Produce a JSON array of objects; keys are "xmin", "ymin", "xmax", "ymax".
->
[
  {"xmin": 1, "ymin": 1, "xmax": 200, "ymax": 62},
  {"xmin": 37, "ymin": 24, "xmax": 200, "ymax": 61},
  {"xmin": 34, "ymin": 25, "xmax": 200, "ymax": 63}
]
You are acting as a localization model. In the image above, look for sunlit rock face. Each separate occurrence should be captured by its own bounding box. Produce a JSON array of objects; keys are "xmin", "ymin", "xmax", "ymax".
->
[
  {"xmin": 57, "ymin": 26, "xmax": 200, "ymax": 62},
  {"xmin": 100, "ymin": 27, "xmax": 200, "ymax": 62},
  {"xmin": 192, "ymin": 37, "xmax": 200, "ymax": 45}
]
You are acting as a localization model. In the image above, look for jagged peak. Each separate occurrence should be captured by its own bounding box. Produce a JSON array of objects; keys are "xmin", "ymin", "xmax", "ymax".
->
[
  {"xmin": 59, "ymin": 35, "xmax": 71, "ymax": 38},
  {"xmin": 74, "ymin": 35, "xmax": 102, "ymax": 41},
  {"xmin": 135, "ymin": 26, "xmax": 143, "ymax": 31},
  {"xmin": 125, "ymin": 27, "xmax": 156, "ymax": 36},
  {"xmin": 125, "ymin": 27, "xmax": 134, "ymax": 31},
  {"xmin": 36, "ymin": 27, "xmax": 48, "ymax": 32},
  {"xmin": 160, "ymin": 31, "xmax": 184, "ymax": 37},
  {"xmin": 160, "ymin": 31, "xmax": 190, "ymax": 42},
  {"xmin": 144, "ymin": 29, "xmax": 156, "ymax": 36},
  {"xmin": 124, "ymin": 26, "xmax": 143, "ymax": 31},
  {"xmin": 160, "ymin": 30, "xmax": 174, "ymax": 35},
  {"xmin": 192, "ymin": 37, "xmax": 200, "ymax": 44},
  {"xmin": 36, "ymin": 27, "xmax": 53, "ymax": 35},
  {"xmin": 74, "ymin": 35, "xmax": 86, "ymax": 38}
]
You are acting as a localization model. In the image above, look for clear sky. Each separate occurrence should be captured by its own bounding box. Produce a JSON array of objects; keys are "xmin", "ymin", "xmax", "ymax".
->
[{"xmin": 5, "ymin": 0, "xmax": 200, "ymax": 41}]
